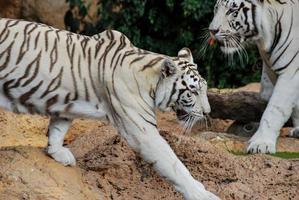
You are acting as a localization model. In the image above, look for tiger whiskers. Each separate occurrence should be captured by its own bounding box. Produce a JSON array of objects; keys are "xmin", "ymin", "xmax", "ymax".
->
[
  {"xmin": 230, "ymin": 35, "xmax": 249, "ymax": 66},
  {"xmin": 198, "ymin": 30, "xmax": 212, "ymax": 58},
  {"xmin": 182, "ymin": 116, "xmax": 195, "ymax": 134},
  {"xmin": 194, "ymin": 114, "xmax": 212, "ymax": 131},
  {"xmin": 181, "ymin": 113, "xmax": 204, "ymax": 135},
  {"xmin": 222, "ymin": 35, "xmax": 249, "ymax": 67},
  {"xmin": 223, "ymin": 40, "xmax": 235, "ymax": 66}
]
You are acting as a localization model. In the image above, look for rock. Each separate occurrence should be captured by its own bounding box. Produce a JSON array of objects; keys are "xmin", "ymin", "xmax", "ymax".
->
[
  {"xmin": 0, "ymin": 109, "xmax": 48, "ymax": 148},
  {"xmin": 234, "ymin": 82, "xmax": 260, "ymax": 92},
  {"xmin": 0, "ymin": 0, "xmax": 67, "ymax": 29},
  {"xmin": 208, "ymin": 91, "xmax": 267, "ymax": 123},
  {"xmin": 0, "ymin": 146, "xmax": 102, "ymax": 200},
  {"xmin": 0, "ymin": 0, "xmax": 22, "ymax": 18},
  {"xmin": 0, "ymin": 109, "xmax": 103, "ymax": 148},
  {"xmin": 208, "ymin": 83, "xmax": 292, "ymax": 127},
  {"xmin": 0, "ymin": 0, "xmax": 99, "ymax": 30},
  {"xmin": 22, "ymin": 0, "xmax": 69, "ymax": 29}
]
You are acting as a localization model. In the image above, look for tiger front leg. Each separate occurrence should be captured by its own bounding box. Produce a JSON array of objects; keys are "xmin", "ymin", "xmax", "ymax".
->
[
  {"xmin": 46, "ymin": 118, "xmax": 76, "ymax": 166},
  {"xmin": 247, "ymin": 72, "xmax": 299, "ymax": 154},
  {"xmin": 117, "ymin": 109, "xmax": 219, "ymax": 200}
]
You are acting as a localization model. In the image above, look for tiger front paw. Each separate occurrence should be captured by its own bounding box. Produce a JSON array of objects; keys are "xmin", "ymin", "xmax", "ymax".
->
[
  {"xmin": 183, "ymin": 180, "xmax": 220, "ymax": 200},
  {"xmin": 47, "ymin": 146, "xmax": 76, "ymax": 166},
  {"xmin": 184, "ymin": 189, "xmax": 220, "ymax": 200},
  {"xmin": 247, "ymin": 133, "xmax": 276, "ymax": 154}
]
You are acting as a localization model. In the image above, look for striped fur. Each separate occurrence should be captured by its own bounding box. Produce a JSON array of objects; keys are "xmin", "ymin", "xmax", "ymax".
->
[
  {"xmin": 209, "ymin": 0, "xmax": 299, "ymax": 154},
  {"xmin": 0, "ymin": 18, "xmax": 218, "ymax": 200}
]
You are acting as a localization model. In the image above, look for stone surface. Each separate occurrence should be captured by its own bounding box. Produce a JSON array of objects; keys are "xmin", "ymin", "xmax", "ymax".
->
[
  {"xmin": 0, "ymin": 0, "xmax": 99, "ymax": 30},
  {"xmin": 0, "ymin": 109, "xmax": 103, "ymax": 148},
  {"xmin": 0, "ymin": 0, "xmax": 22, "ymax": 19},
  {"xmin": 208, "ymin": 91, "xmax": 268, "ymax": 123},
  {"xmin": 0, "ymin": 147, "xmax": 101, "ymax": 200},
  {"xmin": 21, "ymin": 0, "xmax": 69, "ymax": 29}
]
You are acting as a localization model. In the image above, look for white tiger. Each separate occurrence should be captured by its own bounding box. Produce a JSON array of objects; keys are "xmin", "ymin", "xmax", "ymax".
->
[
  {"xmin": 0, "ymin": 18, "xmax": 219, "ymax": 200},
  {"xmin": 209, "ymin": 0, "xmax": 299, "ymax": 154}
]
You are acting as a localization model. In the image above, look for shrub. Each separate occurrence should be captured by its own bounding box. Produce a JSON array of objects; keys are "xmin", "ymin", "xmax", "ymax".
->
[{"xmin": 65, "ymin": 0, "xmax": 261, "ymax": 88}]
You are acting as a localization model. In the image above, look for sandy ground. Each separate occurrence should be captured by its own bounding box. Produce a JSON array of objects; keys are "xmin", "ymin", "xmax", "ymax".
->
[
  {"xmin": 0, "ymin": 83, "xmax": 299, "ymax": 200},
  {"xmin": 0, "ymin": 109, "xmax": 298, "ymax": 200}
]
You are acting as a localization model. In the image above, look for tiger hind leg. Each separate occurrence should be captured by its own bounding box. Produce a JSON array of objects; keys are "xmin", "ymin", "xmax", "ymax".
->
[{"xmin": 46, "ymin": 118, "xmax": 76, "ymax": 166}]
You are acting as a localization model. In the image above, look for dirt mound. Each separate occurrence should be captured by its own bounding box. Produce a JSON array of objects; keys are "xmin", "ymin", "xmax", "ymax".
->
[
  {"xmin": 0, "ymin": 147, "xmax": 102, "ymax": 200},
  {"xmin": 0, "ymin": 95, "xmax": 299, "ymax": 200},
  {"xmin": 1, "ymin": 114, "xmax": 299, "ymax": 200}
]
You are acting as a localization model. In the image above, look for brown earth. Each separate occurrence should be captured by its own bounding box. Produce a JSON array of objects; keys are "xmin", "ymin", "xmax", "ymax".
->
[{"xmin": 0, "ymin": 102, "xmax": 299, "ymax": 200}]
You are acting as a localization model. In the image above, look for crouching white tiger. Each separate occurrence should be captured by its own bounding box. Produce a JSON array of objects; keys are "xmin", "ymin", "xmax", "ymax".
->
[{"xmin": 0, "ymin": 18, "xmax": 219, "ymax": 200}]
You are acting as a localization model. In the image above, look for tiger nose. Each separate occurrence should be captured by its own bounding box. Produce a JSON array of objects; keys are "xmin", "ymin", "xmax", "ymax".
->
[
  {"xmin": 209, "ymin": 28, "xmax": 219, "ymax": 37},
  {"xmin": 203, "ymin": 112, "xmax": 209, "ymax": 116}
]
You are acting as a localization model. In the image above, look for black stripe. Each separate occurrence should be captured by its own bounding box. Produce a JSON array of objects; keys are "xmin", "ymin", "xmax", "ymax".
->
[
  {"xmin": 139, "ymin": 114, "xmax": 157, "ymax": 128},
  {"xmin": 140, "ymin": 57, "xmax": 164, "ymax": 71},
  {"xmin": 273, "ymin": 8, "xmax": 293, "ymax": 55},
  {"xmin": 165, "ymin": 81, "xmax": 177, "ymax": 107},
  {"xmin": 16, "ymin": 23, "xmax": 32, "ymax": 65},
  {"xmin": 120, "ymin": 50, "xmax": 136, "ymax": 66},
  {"xmin": 269, "ymin": 11, "xmax": 283, "ymax": 54},
  {"xmin": 50, "ymin": 39, "xmax": 58, "ymax": 72},
  {"xmin": 94, "ymin": 38, "xmax": 105, "ymax": 59},
  {"xmin": 40, "ymin": 67, "xmax": 64, "ymax": 98},
  {"xmin": 0, "ymin": 30, "xmax": 10, "ymax": 45},
  {"xmin": 46, "ymin": 94, "xmax": 59, "ymax": 114},
  {"xmin": 273, "ymin": 39, "xmax": 293, "ymax": 66},
  {"xmin": 34, "ymin": 32, "xmax": 41, "ymax": 50},
  {"xmin": 275, "ymin": 50, "xmax": 299, "ymax": 72},
  {"xmin": 110, "ymin": 34, "xmax": 127, "ymax": 68},
  {"xmin": 100, "ymin": 39, "xmax": 117, "ymax": 81},
  {"xmin": 84, "ymin": 78, "xmax": 90, "ymax": 101},
  {"xmin": 11, "ymin": 51, "xmax": 42, "ymax": 89},
  {"xmin": 21, "ymin": 52, "xmax": 42, "ymax": 87},
  {"xmin": 0, "ymin": 40, "xmax": 14, "ymax": 72},
  {"xmin": 19, "ymin": 80, "xmax": 43, "ymax": 113},
  {"xmin": 3, "ymin": 79, "xmax": 16, "ymax": 100}
]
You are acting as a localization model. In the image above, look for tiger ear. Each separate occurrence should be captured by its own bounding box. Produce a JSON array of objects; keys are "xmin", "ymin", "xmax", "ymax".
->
[
  {"xmin": 161, "ymin": 59, "xmax": 177, "ymax": 78},
  {"xmin": 178, "ymin": 47, "xmax": 194, "ymax": 63}
]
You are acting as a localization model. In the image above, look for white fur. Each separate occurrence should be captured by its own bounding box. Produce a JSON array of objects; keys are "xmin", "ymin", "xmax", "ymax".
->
[
  {"xmin": 210, "ymin": 0, "xmax": 299, "ymax": 154},
  {"xmin": 0, "ymin": 18, "xmax": 218, "ymax": 199},
  {"xmin": 46, "ymin": 119, "xmax": 76, "ymax": 166}
]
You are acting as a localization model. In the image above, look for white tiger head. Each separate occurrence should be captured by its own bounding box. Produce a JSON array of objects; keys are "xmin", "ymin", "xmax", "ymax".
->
[
  {"xmin": 155, "ymin": 48, "xmax": 210, "ymax": 132},
  {"xmin": 209, "ymin": 0, "xmax": 262, "ymax": 54}
]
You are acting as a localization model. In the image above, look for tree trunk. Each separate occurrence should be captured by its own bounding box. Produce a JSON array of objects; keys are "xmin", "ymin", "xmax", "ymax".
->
[
  {"xmin": 208, "ymin": 91, "xmax": 266, "ymax": 122},
  {"xmin": 208, "ymin": 91, "xmax": 292, "ymax": 127}
]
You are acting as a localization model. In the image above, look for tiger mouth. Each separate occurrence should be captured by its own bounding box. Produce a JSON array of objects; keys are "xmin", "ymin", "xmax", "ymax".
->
[
  {"xmin": 218, "ymin": 40, "xmax": 243, "ymax": 54},
  {"xmin": 171, "ymin": 106, "xmax": 188, "ymax": 121},
  {"xmin": 175, "ymin": 109, "xmax": 205, "ymax": 134},
  {"xmin": 176, "ymin": 109, "xmax": 204, "ymax": 121},
  {"xmin": 215, "ymin": 35, "xmax": 242, "ymax": 50},
  {"xmin": 176, "ymin": 109, "xmax": 188, "ymax": 121},
  {"xmin": 220, "ymin": 45, "xmax": 240, "ymax": 54}
]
